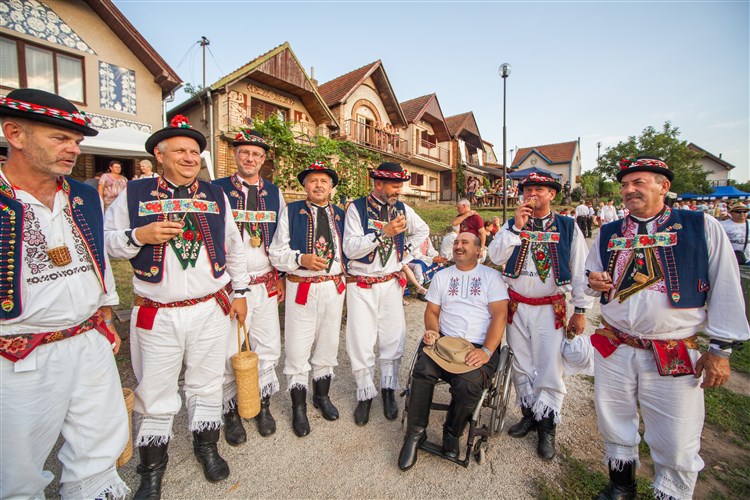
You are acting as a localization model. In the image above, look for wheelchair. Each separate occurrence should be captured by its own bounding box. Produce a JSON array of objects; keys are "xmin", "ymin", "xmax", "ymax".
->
[{"xmin": 400, "ymin": 343, "xmax": 514, "ymax": 467}]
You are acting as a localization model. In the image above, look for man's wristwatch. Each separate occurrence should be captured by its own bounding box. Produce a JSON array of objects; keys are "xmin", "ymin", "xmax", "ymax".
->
[
  {"xmin": 125, "ymin": 229, "xmax": 142, "ymax": 247},
  {"xmin": 233, "ymin": 288, "xmax": 249, "ymax": 297},
  {"xmin": 480, "ymin": 346, "xmax": 493, "ymax": 357},
  {"xmin": 574, "ymin": 307, "xmax": 587, "ymax": 314}
]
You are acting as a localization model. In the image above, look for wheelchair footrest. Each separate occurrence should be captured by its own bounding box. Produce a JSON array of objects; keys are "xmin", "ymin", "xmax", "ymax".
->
[{"xmin": 419, "ymin": 440, "xmax": 470, "ymax": 468}]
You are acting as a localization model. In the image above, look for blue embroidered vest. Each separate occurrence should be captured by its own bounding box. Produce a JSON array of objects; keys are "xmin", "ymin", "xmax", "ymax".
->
[
  {"xmin": 287, "ymin": 200, "xmax": 347, "ymax": 268},
  {"xmin": 127, "ymin": 177, "xmax": 227, "ymax": 283},
  {"xmin": 213, "ymin": 174, "xmax": 280, "ymax": 254},
  {"xmin": 351, "ymin": 196, "xmax": 406, "ymax": 264},
  {"xmin": 502, "ymin": 214, "xmax": 574, "ymax": 286},
  {"xmin": 598, "ymin": 208, "xmax": 708, "ymax": 308},
  {"xmin": 0, "ymin": 177, "xmax": 107, "ymax": 320}
]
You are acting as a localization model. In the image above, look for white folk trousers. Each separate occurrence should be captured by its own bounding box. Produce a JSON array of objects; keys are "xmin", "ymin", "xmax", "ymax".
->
[
  {"xmin": 0, "ymin": 330, "xmax": 129, "ymax": 499},
  {"xmin": 130, "ymin": 300, "xmax": 229, "ymax": 446},
  {"xmin": 594, "ymin": 345, "xmax": 704, "ymax": 500},
  {"xmin": 507, "ymin": 302, "xmax": 567, "ymax": 422},
  {"xmin": 345, "ymin": 279, "xmax": 405, "ymax": 401},
  {"xmin": 223, "ymin": 282, "xmax": 281, "ymax": 409},
  {"xmin": 283, "ymin": 280, "xmax": 345, "ymax": 390}
]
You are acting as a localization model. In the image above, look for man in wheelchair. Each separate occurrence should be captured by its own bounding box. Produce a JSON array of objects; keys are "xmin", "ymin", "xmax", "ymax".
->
[{"xmin": 398, "ymin": 233, "xmax": 509, "ymax": 471}]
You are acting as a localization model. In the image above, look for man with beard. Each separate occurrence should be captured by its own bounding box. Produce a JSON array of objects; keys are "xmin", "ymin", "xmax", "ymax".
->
[
  {"xmin": 105, "ymin": 116, "xmax": 249, "ymax": 498},
  {"xmin": 398, "ymin": 232, "xmax": 508, "ymax": 470},
  {"xmin": 0, "ymin": 89, "xmax": 129, "ymax": 499},
  {"xmin": 343, "ymin": 162, "xmax": 429, "ymax": 425},
  {"xmin": 587, "ymin": 156, "xmax": 749, "ymax": 500},
  {"xmin": 269, "ymin": 161, "xmax": 345, "ymax": 436},
  {"xmin": 213, "ymin": 128, "xmax": 286, "ymax": 444},
  {"xmin": 488, "ymin": 172, "xmax": 592, "ymax": 461}
]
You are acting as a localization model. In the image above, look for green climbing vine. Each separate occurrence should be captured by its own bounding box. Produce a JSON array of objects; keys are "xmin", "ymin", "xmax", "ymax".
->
[{"xmin": 455, "ymin": 160, "xmax": 466, "ymax": 200}]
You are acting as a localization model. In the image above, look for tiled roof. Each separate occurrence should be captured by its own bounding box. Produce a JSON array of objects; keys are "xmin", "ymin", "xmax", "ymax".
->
[
  {"xmin": 210, "ymin": 42, "xmax": 287, "ymax": 90},
  {"xmin": 400, "ymin": 94, "xmax": 433, "ymax": 122},
  {"xmin": 445, "ymin": 112, "xmax": 472, "ymax": 137},
  {"xmin": 688, "ymin": 143, "xmax": 736, "ymax": 171},
  {"xmin": 512, "ymin": 140, "xmax": 578, "ymax": 167},
  {"xmin": 317, "ymin": 61, "xmax": 380, "ymax": 106}
]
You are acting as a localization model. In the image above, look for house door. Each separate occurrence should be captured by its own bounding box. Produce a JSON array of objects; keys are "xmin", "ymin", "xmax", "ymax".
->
[{"xmin": 440, "ymin": 171, "xmax": 453, "ymax": 201}]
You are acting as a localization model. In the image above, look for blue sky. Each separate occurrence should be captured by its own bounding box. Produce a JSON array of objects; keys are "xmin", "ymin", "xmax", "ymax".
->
[{"xmin": 115, "ymin": 0, "xmax": 750, "ymax": 181}]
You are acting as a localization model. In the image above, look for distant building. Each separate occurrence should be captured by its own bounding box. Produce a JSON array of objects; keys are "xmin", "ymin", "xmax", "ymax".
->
[
  {"xmin": 688, "ymin": 143, "xmax": 736, "ymax": 187},
  {"xmin": 511, "ymin": 139, "xmax": 582, "ymax": 187},
  {"xmin": 0, "ymin": 0, "xmax": 181, "ymax": 179}
]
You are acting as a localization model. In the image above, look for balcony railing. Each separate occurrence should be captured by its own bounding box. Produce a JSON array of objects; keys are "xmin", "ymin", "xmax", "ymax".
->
[
  {"xmin": 415, "ymin": 139, "xmax": 450, "ymax": 165},
  {"xmin": 344, "ymin": 119, "xmax": 407, "ymax": 156}
]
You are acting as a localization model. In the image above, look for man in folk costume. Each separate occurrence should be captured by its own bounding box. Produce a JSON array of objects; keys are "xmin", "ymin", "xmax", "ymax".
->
[
  {"xmin": 0, "ymin": 89, "xmax": 129, "ymax": 499},
  {"xmin": 487, "ymin": 172, "xmax": 592, "ymax": 460},
  {"xmin": 104, "ymin": 116, "xmax": 249, "ymax": 498},
  {"xmin": 343, "ymin": 162, "xmax": 429, "ymax": 425},
  {"xmin": 269, "ymin": 161, "xmax": 346, "ymax": 437},
  {"xmin": 213, "ymin": 128, "xmax": 285, "ymax": 444},
  {"xmin": 587, "ymin": 156, "xmax": 750, "ymax": 500}
]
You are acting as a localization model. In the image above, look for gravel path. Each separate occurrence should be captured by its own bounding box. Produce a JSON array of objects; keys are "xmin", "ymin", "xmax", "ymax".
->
[{"xmin": 44, "ymin": 294, "xmax": 603, "ymax": 499}]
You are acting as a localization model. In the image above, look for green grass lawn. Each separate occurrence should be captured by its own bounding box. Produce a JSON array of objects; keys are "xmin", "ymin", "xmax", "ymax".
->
[{"xmin": 413, "ymin": 202, "xmax": 507, "ymax": 234}]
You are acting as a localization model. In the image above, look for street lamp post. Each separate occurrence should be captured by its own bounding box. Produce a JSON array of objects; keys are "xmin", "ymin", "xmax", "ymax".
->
[{"xmin": 499, "ymin": 63, "xmax": 511, "ymax": 222}]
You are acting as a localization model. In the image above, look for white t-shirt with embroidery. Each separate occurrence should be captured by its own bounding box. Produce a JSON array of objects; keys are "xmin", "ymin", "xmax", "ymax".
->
[
  {"xmin": 720, "ymin": 218, "xmax": 750, "ymax": 263},
  {"xmin": 425, "ymin": 264, "xmax": 508, "ymax": 345}
]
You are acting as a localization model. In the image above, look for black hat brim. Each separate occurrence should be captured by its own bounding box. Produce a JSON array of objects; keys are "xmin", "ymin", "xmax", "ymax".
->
[
  {"xmin": 369, "ymin": 171, "xmax": 411, "ymax": 182},
  {"xmin": 232, "ymin": 139, "xmax": 270, "ymax": 151},
  {"xmin": 145, "ymin": 127, "xmax": 207, "ymax": 155},
  {"xmin": 0, "ymin": 106, "xmax": 98, "ymax": 136},
  {"xmin": 298, "ymin": 169, "xmax": 339, "ymax": 187},
  {"xmin": 519, "ymin": 180, "xmax": 562, "ymax": 192},
  {"xmin": 616, "ymin": 165, "xmax": 674, "ymax": 182}
]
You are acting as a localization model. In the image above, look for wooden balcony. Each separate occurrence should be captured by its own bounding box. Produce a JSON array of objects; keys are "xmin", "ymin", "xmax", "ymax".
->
[
  {"xmin": 343, "ymin": 119, "xmax": 408, "ymax": 156},
  {"xmin": 415, "ymin": 139, "xmax": 450, "ymax": 165}
]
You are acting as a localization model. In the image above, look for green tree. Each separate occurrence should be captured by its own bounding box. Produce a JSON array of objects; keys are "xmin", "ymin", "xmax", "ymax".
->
[
  {"xmin": 455, "ymin": 160, "xmax": 466, "ymax": 199},
  {"xmin": 183, "ymin": 83, "xmax": 204, "ymax": 97},
  {"xmin": 249, "ymin": 114, "xmax": 381, "ymax": 200},
  {"xmin": 597, "ymin": 122, "xmax": 710, "ymax": 195}
]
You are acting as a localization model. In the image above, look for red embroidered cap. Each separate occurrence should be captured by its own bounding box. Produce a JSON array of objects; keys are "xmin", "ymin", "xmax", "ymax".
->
[
  {"xmin": 0, "ymin": 88, "xmax": 97, "ymax": 136},
  {"xmin": 297, "ymin": 160, "xmax": 339, "ymax": 187},
  {"xmin": 232, "ymin": 128, "xmax": 270, "ymax": 150},
  {"xmin": 617, "ymin": 156, "xmax": 673, "ymax": 182},
  {"xmin": 369, "ymin": 162, "xmax": 411, "ymax": 182},
  {"xmin": 145, "ymin": 115, "xmax": 207, "ymax": 154}
]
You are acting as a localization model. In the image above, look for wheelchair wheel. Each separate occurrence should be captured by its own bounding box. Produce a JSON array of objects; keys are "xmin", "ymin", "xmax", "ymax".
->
[{"xmin": 489, "ymin": 346, "xmax": 513, "ymax": 435}]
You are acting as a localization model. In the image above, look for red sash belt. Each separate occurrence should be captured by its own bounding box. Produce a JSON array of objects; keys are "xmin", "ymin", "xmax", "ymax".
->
[
  {"xmin": 287, "ymin": 274, "xmax": 345, "ymax": 305},
  {"xmin": 508, "ymin": 289, "xmax": 567, "ymax": 330},
  {"xmin": 249, "ymin": 270, "xmax": 279, "ymax": 298},
  {"xmin": 0, "ymin": 312, "xmax": 114, "ymax": 363},
  {"xmin": 346, "ymin": 272, "xmax": 406, "ymax": 289},
  {"xmin": 134, "ymin": 283, "xmax": 232, "ymax": 330},
  {"xmin": 591, "ymin": 319, "xmax": 697, "ymax": 376}
]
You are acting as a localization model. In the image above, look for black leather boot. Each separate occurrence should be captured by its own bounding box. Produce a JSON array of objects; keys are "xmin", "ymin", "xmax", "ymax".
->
[
  {"xmin": 536, "ymin": 414, "xmax": 557, "ymax": 461},
  {"xmin": 312, "ymin": 376, "xmax": 339, "ymax": 421},
  {"xmin": 290, "ymin": 387, "xmax": 310, "ymax": 437},
  {"xmin": 382, "ymin": 388, "xmax": 399, "ymax": 420},
  {"xmin": 595, "ymin": 462, "xmax": 638, "ymax": 500},
  {"xmin": 192, "ymin": 429, "xmax": 229, "ymax": 482},
  {"xmin": 508, "ymin": 405, "xmax": 537, "ymax": 438},
  {"xmin": 442, "ymin": 403, "xmax": 474, "ymax": 459},
  {"xmin": 398, "ymin": 378, "xmax": 434, "ymax": 471},
  {"xmin": 354, "ymin": 398, "xmax": 373, "ymax": 426},
  {"xmin": 222, "ymin": 405, "xmax": 246, "ymax": 446},
  {"xmin": 256, "ymin": 396, "xmax": 276, "ymax": 436},
  {"xmin": 134, "ymin": 443, "xmax": 168, "ymax": 500}
]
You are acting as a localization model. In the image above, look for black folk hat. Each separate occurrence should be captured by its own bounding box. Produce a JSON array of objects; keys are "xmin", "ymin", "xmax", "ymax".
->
[
  {"xmin": 145, "ymin": 115, "xmax": 207, "ymax": 154},
  {"xmin": 616, "ymin": 156, "xmax": 674, "ymax": 182},
  {"xmin": 370, "ymin": 162, "xmax": 410, "ymax": 182},
  {"xmin": 297, "ymin": 160, "xmax": 339, "ymax": 187},
  {"xmin": 0, "ymin": 88, "xmax": 98, "ymax": 136},
  {"xmin": 518, "ymin": 171, "xmax": 563, "ymax": 193},
  {"xmin": 232, "ymin": 128, "xmax": 270, "ymax": 151}
]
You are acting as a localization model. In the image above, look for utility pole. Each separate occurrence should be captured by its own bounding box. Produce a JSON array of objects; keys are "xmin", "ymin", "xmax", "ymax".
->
[{"xmin": 199, "ymin": 36, "xmax": 210, "ymax": 89}]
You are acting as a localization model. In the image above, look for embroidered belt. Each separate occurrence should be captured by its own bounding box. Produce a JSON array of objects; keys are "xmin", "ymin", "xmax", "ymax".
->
[
  {"xmin": 591, "ymin": 319, "xmax": 697, "ymax": 376},
  {"xmin": 0, "ymin": 312, "xmax": 114, "ymax": 363},
  {"xmin": 247, "ymin": 269, "xmax": 279, "ymax": 298},
  {"xmin": 287, "ymin": 274, "xmax": 345, "ymax": 305},
  {"xmin": 346, "ymin": 272, "xmax": 406, "ymax": 289},
  {"xmin": 135, "ymin": 283, "xmax": 232, "ymax": 316},
  {"xmin": 507, "ymin": 289, "xmax": 567, "ymax": 330}
]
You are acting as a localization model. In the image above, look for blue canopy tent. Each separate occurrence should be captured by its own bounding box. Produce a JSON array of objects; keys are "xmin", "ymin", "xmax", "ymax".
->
[
  {"xmin": 507, "ymin": 166, "xmax": 563, "ymax": 180},
  {"xmin": 678, "ymin": 185, "xmax": 750, "ymax": 200}
]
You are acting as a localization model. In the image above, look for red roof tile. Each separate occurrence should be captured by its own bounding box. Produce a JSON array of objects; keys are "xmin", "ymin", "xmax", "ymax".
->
[
  {"xmin": 317, "ymin": 61, "xmax": 380, "ymax": 106},
  {"xmin": 512, "ymin": 140, "xmax": 578, "ymax": 167},
  {"xmin": 445, "ymin": 112, "xmax": 472, "ymax": 137},
  {"xmin": 400, "ymin": 94, "xmax": 433, "ymax": 122}
]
